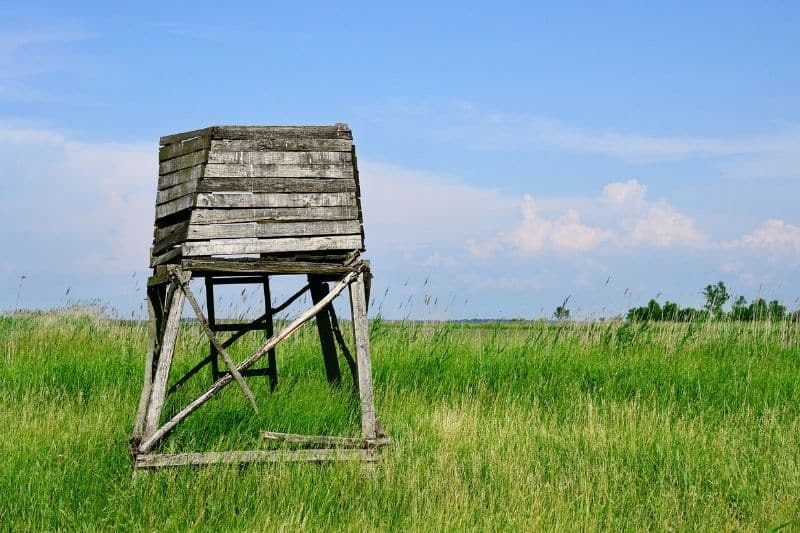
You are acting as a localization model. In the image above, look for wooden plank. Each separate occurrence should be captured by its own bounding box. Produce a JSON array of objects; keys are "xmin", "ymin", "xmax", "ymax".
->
[
  {"xmin": 262, "ymin": 431, "xmax": 390, "ymax": 448},
  {"xmin": 198, "ymin": 177, "xmax": 356, "ymax": 194},
  {"xmin": 159, "ymin": 164, "xmax": 205, "ymax": 190},
  {"xmin": 160, "ymin": 127, "xmax": 214, "ymax": 146},
  {"xmin": 153, "ymin": 220, "xmax": 189, "ymax": 254},
  {"xmin": 131, "ymin": 285, "xmax": 166, "ymax": 446},
  {"xmin": 208, "ymin": 150, "xmax": 352, "ymax": 165},
  {"xmin": 135, "ymin": 448, "xmax": 376, "ymax": 469},
  {"xmin": 211, "ymin": 138, "xmax": 352, "ymax": 152},
  {"xmin": 190, "ymin": 206, "xmax": 359, "ymax": 225},
  {"xmin": 150, "ymin": 246, "xmax": 183, "ymax": 267},
  {"xmin": 213, "ymin": 125, "xmax": 352, "ymax": 140},
  {"xmin": 142, "ymin": 284, "xmax": 186, "ymax": 437},
  {"xmin": 138, "ymin": 270, "xmax": 360, "ymax": 453},
  {"xmin": 350, "ymin": 272, "xmax": 378, "ymax": 439},
  {"xmin": 182, "ymin": 235, "xmax": 363, "ymax": 256},
  {"xmin": 160, "ymin": 135, "xmax": 211, "ymax": 161},
  {"xmin": 159, "ymin": 150, "xmax": 209, "ymax": 175},
  {"xmin": 156, "ymin": 180, "xmax": 199, "ymax": 205},
  {"xmin": 186, "ymin": 220, "xmax": 361, "ymax": 240},
  {"xmin": 204, "ymin": 163, "xmax": 353, "ymax": 179},
  {"xmin": 195, "ymin": 192, "xmax": 355, "ymax": 209},
  {"xmin": 155, "ymin": 195, "xmax": 194, "ymax": 219},
  {"xmin": 181, "ymin": 259, "xmax": 358, "ymax": 275}
]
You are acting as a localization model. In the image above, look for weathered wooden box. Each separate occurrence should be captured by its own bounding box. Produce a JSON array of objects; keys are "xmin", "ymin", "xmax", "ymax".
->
[{"xmin": 151, "ymin": 124, "xmax": 364, "ymax": 267}]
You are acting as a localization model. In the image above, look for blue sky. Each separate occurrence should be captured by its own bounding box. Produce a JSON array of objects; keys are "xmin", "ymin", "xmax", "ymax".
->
[{"xmin": 1, "ymin": 1, "xmax": 799, "ymax": 318}]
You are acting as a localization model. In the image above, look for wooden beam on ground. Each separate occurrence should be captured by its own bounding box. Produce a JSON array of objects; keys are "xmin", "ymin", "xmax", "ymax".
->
[
  {"xmin": 135, "ymin": 448, "xmax": 376, "ymax": 469},
  {"xmin": 262, "ymin": 431, "xmax": 390, "ymax": 448},
  {"xmin": 138, "ymin": 268, "xmax": 361, "ymax": 453}
]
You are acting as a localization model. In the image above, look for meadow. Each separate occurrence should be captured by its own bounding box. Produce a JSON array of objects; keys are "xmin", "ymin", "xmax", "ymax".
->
[{"xmin": 1, "ymin": 310, "xmax": 799, "ymax": 531}]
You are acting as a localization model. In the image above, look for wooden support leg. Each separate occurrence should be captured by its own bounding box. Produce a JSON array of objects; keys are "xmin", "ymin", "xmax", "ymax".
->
[
  {"xmin": 142, "ymin": 279, "xmax": 187, "ymax": 438},
  {"xmin": 308, "ymin": 275, "xmax": 341, "ymax": 386},
  {"xmin": 131, "ymin": 283, "xmax": 168, "ymax": 450},
  {"xmin": 263, "ymin": 276, "xmax": 278, "ymax": 391},
  {"xmin": 204, "ymin": 277, "xmax": 220, "ymax": 382},
  {"xmin": 349, "ymin": 272, "xmax": 378, "ymax": 439}
]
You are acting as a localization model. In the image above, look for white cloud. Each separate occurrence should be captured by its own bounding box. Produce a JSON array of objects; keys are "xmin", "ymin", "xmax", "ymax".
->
[
  {"xmin": 505, "ymin": 195, "xmax": 614, "ymax": 253},
  {"xmin": 502, "ymin": 180, "xmax": 708, "ymax": 255},
  {"xmin": 730, "ymin": 219, "xmax": 800, "ymax": 256}
]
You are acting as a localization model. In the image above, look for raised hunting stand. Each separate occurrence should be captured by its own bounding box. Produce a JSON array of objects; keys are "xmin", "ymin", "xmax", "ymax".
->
[{"xmin": 130, "ymin": 124, "xmax": 387, "ymax": 469}]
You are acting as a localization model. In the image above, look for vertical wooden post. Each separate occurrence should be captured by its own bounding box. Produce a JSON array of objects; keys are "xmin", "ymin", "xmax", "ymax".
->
[
  {"xmin": 263, "ymin": 275, "xmax": 278, "ymax": 390},
  {"xmin": 131, "ymin": 283, "xmax": 167, "ymax": 447},
  {"xmin": 349, "ymin": 271, "xmax": 377, "ymax": 439},
  {"xmin": 143, "ymin": 280, "xmax": 187, "ymax": 437},
  {"xmin": 308, "ymin": 275, "xmax": 341, "ymax": 386},
  {"xmin": 204, "ymin": 277, "xmax": 219, "ymax": 382}
]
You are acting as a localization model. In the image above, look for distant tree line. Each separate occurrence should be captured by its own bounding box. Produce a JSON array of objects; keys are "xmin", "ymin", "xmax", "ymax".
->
[{"xmin": 626, "ymin": 281, "xmax": 797, "ymax": 322}]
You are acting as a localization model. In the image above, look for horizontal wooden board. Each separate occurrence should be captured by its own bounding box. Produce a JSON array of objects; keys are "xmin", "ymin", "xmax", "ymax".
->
[
  {"xmin": 156, "ymin": 179, "xmax": 199, "ymax": 205},
  {"xmin": 158, "ymin": 164, "xmax": 205, "ymax": 190},
  {"xmin": 160, "ymin": 128, "xmax": 214, "ymax": 146},
  {"xmin": 159, "ymin": 135, "xmax": 211, "ymax": 161},
  {"xmin": 155, "ymin": 195, "xmax": 194, "ymax": 219},
  {"xmin": 198, "ymin": 177, "xmax": 356, "ymax": 194},
  {"xmin": 153, "ymin": 220, "xmax": 189, "ymax": 253},
  {"xmin": 195, "ymin": 192, "xmax": 356, "ymax": 209},
  {"xmin": 189, "ymin": 206, "xmax": 360, "ymax": 225},
  {"xmin": 182, "ymin": 235, "xmax": 363, "ymax": 256},
  {"xmin": 212, "ymin": 125, "xmax": 352, "ymax": 140},
  {"xmin": 186, "ymin": 220, "xmax": 362, "ymax": 240},
  {"xmin": 159, "ymin": 150, "xmax": 209, "ymax": 175},
  {"xmin": 204, "ymin": 163, "xmax": 353, "ymax": 179},
  {"xmin": 210, "ymin": 138, "xmax": 352, "ymax": 152},
  {"xmin": 208, "ymin": 150, "xmax": 352, "ymax": 165}
]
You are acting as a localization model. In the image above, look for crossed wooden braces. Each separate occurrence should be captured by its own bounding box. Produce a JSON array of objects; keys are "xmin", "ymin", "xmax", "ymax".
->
[{"xmin": 130, "ymin": 262, "xmax": 387, "ymax": 469}]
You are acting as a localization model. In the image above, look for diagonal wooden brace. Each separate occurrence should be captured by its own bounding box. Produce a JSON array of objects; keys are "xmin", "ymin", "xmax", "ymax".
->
[
  {"xmin": 168, "ymin": 267, "xmax": 258, "ymax": 412},
  {"xmin": 138, "ymin": 268, "xmax": 362, "ymax": 454}
]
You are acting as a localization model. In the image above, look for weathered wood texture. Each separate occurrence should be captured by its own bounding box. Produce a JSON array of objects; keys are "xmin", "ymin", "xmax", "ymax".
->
[
  {"xmin": 262, "ymin": 431, "xmax": 390, "ymax": 448},
  {"xmin": 152, "ymin": 125, "xmax": 364, "ymax": 262},
  {"xmin": 350, "ymin": 272, "xmax": 378, "ymax": 439},
  {"xmin": 135, "ymin": 448, "xmax": 376, "ymax": 469}
]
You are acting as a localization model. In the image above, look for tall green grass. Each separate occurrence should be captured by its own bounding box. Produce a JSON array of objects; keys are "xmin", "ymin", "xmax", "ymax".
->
[{"xmin": 0, "ymin": 312, "xmax": 798, "ymax": 530}]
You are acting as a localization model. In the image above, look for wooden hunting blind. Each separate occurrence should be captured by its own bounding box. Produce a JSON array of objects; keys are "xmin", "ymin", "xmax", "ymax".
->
[{"xmin": 130, "ymin": 125, "xmax": 387, "ymax": 469}]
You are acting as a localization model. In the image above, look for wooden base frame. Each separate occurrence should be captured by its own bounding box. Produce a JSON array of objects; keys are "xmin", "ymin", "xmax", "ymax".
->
[{"xmin": 130, "ymin": 259, "xmax": 385, "ymax": 469}]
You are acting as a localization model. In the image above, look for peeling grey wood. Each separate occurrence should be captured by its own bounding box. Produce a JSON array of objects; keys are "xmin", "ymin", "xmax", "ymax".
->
[
  {"xmin": 262, "ymin": 431, "xmax": 390, "ymax": 448},
  {"xmin": 131, "ymin": 285, "xmax": 166, "ymax": 445},
  {"xmin": 180, "ymin": 259, "xmax": 358, "ymax": 275},
  {"xmin": 155, "ymin": 195, "xmax": 194, "ymax": 219},
  {"xmin": 142, "ymin": 283, "xmax": 186, "ymax": 437},
  {"xmin": 150, "ymin": 246, "xmax": 182, "ymax": 267},
  {"xmin": 137, "ymin": 270, "xmax": 359, "ymax": 453},
  {"xmin": 198, "ymin": 177, "xmax": 356, "ymax": 194},
  {"xmin": 182, "ymin": 235, "xmax": 363, "ymax": 256},
  {"xmin": 153, "ymin": 220, "xmax": 189, "ymax": 253},
  {"xmin": 211, "ymin": 138, "xmax": 352, "ymax": 152},
  {"xmin": 159, "ymin": 135, "xmax": 211, "ymax": 161},
  {"xmin": 195, "ymin": 192, "xmax": 355, "ymax": 209},
  {"xmin": 160, "ymin": 128, "xmax": 214, "ymax": 146},
  {"xmin": 159, "ymin": 150, "xmax": 209, "ymax": 175},
  {"xmin": 350, "ymin": 272, "xmax": 377, "ymax": 439},
  {"xmin": 156, "ymin": 179, "xmax": 200, "ymax": 204},
  {"xmin": 214, "ymin": 125, "xmax": 352, "ymax": 140},
  {"xmin": 186, "ymin": 220, "xmax": 361, "ymax": 240},
  {"xmin": 159, "ymin": 164, "xmax": 205, "ymax": 190},
  {"xmin": 135, "ymin": 448, "xmax": 376, "ymax": 469},
  {"xmin": 204, "ymin": 163, "xmax": 353, "ymax": 179},
  {"xmin": 189, "ymin": 206, "xmax": 359, "ymax": 225},
  {"xmin": 208, "ymin": 150, "xmax": 352, "ymax": 165}
]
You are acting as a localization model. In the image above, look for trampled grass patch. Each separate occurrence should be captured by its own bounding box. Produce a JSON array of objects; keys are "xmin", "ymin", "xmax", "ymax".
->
[{"xmin": 0, "ymin": 313, "xmax": 798, "ymax": 530}]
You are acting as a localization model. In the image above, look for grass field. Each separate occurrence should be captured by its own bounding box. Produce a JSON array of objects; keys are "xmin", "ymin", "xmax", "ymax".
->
[{"xmin": 1, "ymin": 310, "xmax": 799, "ymax": 530}]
